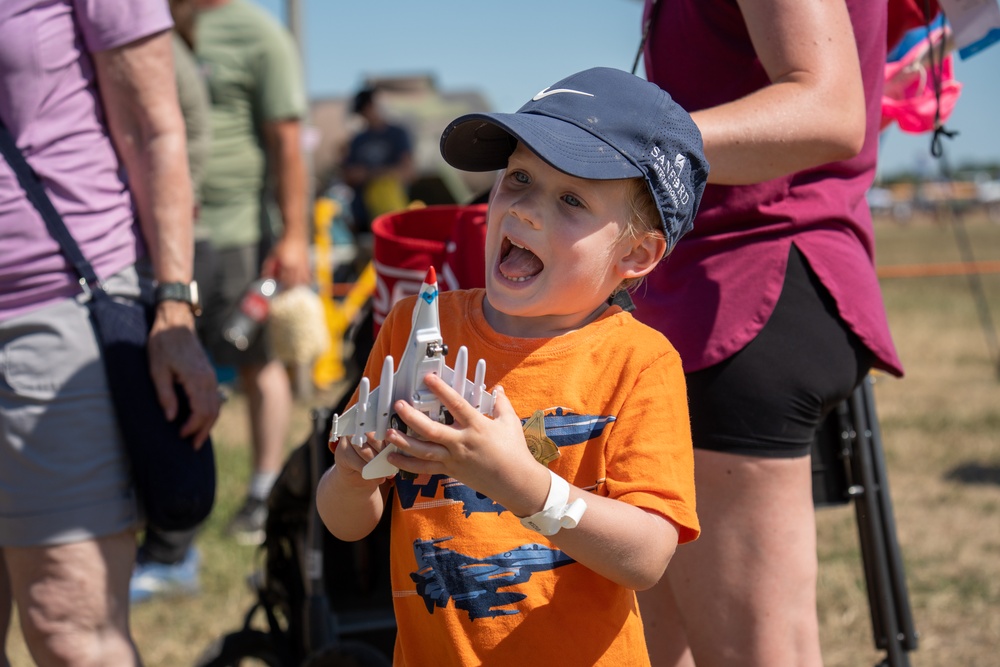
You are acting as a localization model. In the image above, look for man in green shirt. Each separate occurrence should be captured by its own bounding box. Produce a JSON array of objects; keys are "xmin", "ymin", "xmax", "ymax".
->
[
  {"xmin": 129, "ymin": 2, "xmax": 218, "ymax": 605},
  {"xmin": 195, "ymin": 0, "xmax": 310, "ymax": 543},
  {"xmin": 130, "ymin": 0, "xmax": 311, "ymax": 604}
]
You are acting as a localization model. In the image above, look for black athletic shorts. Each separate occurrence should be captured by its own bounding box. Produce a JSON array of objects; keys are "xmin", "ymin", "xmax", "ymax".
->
[{"xmin": 684, "ymin": 245, "xmax": 874, "ymax": 458}]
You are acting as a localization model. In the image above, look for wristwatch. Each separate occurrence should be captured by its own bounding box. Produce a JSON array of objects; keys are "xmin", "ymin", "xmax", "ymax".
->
[{"xmin": 154, "ymin": 281, "xmax": 202, "ymax": 316}]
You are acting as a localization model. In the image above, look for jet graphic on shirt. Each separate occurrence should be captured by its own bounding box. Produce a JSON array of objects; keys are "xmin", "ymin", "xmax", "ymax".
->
[
  {"xmin": 410, "ymin": 537, "xmax": 575, "ymax": 620},
  {"xmin": 394, "ymin": 475, "xmax": 506, "ymax": 517},
  {"xmin": 394, "ymin": 408, "xmax": 616, "ymax": 516},
  {"xmin": 533, "ymin": 407, "xmax": 616, "ymax": 448}
]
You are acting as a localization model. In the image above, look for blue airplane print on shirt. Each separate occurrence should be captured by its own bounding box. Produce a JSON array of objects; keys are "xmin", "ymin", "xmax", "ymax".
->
[
  {"xmin": 410, "ymin": 537, "xmax": 575, "ymax": 620},
  {"xmin": 393, "ymin": 475, "xmax": 507, "ymax": 517},
  {"xmin": 393, "ymin": 408, "xmax": 615, "ymax": 516},
  {"xmin": 541, "ymin": 407, "xmax": 616, "ymax": 448}
]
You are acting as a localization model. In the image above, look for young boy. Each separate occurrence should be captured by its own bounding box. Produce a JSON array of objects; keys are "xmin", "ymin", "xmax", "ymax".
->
[{"xmin": 317, "ymin": 67, "xmax": 708, "ymax": 666}]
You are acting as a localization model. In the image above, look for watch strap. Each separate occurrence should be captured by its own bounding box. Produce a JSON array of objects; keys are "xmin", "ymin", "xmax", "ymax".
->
[{"xmin": 155, "ymin": 281, "xmax": 201, "ymax": 316}]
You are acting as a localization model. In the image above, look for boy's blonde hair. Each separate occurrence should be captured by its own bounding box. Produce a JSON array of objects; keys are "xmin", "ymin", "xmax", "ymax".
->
[{"xmin": 615, "ymin": 178, "xmax": 665, "ymax": 294}]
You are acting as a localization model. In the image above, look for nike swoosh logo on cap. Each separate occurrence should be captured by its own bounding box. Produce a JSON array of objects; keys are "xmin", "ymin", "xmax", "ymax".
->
[{"xmin": 532, "ymin": 87, "xmax": 595, "ymax": 101}]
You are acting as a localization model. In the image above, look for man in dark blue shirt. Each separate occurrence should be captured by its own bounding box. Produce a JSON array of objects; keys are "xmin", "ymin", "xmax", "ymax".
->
[{"xmin": 343, "ymin": 87, "xmax": 414, "ymax": 232}]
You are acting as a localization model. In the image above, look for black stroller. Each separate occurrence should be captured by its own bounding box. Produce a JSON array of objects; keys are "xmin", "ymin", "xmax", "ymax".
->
[{"xmin": 196, "ymin": 401, "xmax": 396, "ymax": 667}]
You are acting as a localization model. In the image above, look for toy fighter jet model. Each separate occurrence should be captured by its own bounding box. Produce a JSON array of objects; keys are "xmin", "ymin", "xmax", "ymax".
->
[{"xmin": 330, "ymin": 266, "xmax": 497, "ymax": 480}]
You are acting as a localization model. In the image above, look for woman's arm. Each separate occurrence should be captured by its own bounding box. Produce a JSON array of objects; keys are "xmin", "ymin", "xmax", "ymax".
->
[
  {"xmin": 93, "ymin": 31, "xmax": 220, "ymax": 446},
  {"xmin": 694, "ymin": 0, "xmax": 866, "ymax": 184}
]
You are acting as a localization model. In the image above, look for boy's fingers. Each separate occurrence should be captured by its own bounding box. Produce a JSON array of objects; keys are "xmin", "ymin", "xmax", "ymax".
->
[
  {"xmin": 422, "ymin": 373, "xmax": 482, "ymax": 424},
  {"xmin": 336, "ymin": 434, "xmax": 380, "ymax": 470},
  {"xmin": 491, "ymin": 385, "xmax": 515, "ymax": 421},
  {"xmin": 355, "ymin": 431, "xmax": 384, "ymax": 453},
  {"xmin": 386, "ymin": 431, "xmax": 446, "ymax": 475},
  {"xmin": 387, "ymin": 451, "xmax": 436, "ymax": 477},
  {"xmin": 389, "ymin": 428, "xmax": 446, "ymax": 459},
  {"xmin": 393, "ymin": 399, "xmax": 443, "ymax": 442}
]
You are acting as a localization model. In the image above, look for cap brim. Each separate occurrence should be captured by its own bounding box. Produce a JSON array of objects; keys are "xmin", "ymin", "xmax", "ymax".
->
[{"xmin": 441, "ymin": 112, "xmax": 643, "ymax": 181}]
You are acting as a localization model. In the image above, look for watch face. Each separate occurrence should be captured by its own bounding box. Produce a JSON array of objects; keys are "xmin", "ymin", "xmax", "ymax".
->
[
  {"xmin": 188, "ymin": 281, "xmax": 200, "ymax": 309},
  {"xmin": 156, "ymin": 282, "xmax": 201, "ymax": 314}
]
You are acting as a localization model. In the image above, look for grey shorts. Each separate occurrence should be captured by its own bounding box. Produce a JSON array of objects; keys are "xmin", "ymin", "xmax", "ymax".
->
[
  {"xmin": 196, "ymin": 242, "xmax": 275, "ymax": 368},
  {"xmin": 0, "ymin": 269, "xmax": 143, "ymax": 547}
]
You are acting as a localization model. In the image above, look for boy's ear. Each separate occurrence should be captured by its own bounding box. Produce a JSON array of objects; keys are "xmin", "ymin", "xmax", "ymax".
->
[{"xmin": 617, "ymin": 234, "xmax": 667, "ymax": 280}]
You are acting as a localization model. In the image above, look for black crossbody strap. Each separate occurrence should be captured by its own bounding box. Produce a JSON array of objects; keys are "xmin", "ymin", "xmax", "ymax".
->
[
  {"xmin": 632, "ymin": 0, "xmax": 663, "ymax": 75},
  {"xmin": 0, "ymin": 117, "xmax": 102, "ymax": 292}
]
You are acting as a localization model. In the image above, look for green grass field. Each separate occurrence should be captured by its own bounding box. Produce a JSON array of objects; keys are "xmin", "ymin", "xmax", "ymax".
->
[
  {"xmin": 6, "ymin": 212, "xmax": 1000, "ymax": 666},
  {"xmin": 816, "ymin": 212, "xmax": 1000, "ymax": 666}
]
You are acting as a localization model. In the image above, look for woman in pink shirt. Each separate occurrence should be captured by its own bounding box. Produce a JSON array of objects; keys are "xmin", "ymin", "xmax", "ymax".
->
[{"xmin": 634, "ymin": 1, "xmax": 904, "ymax": 666}]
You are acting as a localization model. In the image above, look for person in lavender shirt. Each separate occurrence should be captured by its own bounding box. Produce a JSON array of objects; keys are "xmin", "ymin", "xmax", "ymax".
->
[{"xmin": 0, "ymin": 1, "xmax": 219, "ymax": 664}]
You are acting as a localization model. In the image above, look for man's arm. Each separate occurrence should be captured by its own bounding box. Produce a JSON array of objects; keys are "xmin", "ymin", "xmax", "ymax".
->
[
  {"xmin": 261, "ymin": 118, "xmax": 311, "ymax": 287},
  {"xmin": 93, "ymin": 30, "xmax": 220, "ymax": 446}
]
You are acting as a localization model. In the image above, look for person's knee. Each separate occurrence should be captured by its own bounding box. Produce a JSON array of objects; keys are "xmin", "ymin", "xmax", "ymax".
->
[
  {"xmin": 239, "ymin": 360, "xmax": 289, "ymax": 392},
  {"xmin": 15, "ymin": 535, "xmax": 137, "ymax": 666},
  {"xmin": 17, "ymin": 590, "xmax": 99, "ymax": 665},
  {"xmin": 23, "ymin": 622, "xmax": 137, "ymax": 667}
]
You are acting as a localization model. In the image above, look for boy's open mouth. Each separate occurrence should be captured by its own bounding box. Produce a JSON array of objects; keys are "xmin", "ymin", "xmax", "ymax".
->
[{"xmin": 498, "ymin": 237, "xmax": 543, "ymax": 282}]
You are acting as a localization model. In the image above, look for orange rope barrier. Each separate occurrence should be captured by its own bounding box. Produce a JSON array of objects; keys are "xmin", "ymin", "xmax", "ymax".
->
[{"xmin": 877, "ymin": 261, "xmax": 1000, "ymax": 279}]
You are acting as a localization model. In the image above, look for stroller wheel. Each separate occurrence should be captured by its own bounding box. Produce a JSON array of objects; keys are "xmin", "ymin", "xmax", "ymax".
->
[
  {"xmin": 195, "ymin": 629, "xmax": 292, "ymax": 667},
  {"xmin": 301, "ymin": 640, "xmax": 392, "ymax": 667}
]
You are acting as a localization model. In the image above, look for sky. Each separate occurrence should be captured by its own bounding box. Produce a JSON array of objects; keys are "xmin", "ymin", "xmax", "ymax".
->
[{"xmin": 252, "ymin": 0, "xmax": 1000, "ymax": 179}]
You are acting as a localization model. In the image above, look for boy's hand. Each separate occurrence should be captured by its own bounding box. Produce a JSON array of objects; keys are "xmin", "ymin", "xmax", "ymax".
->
[
  {"xmin": 319, "ymin": 433, "xmax": 390, "ymax": 543},
  {"xmin": 332, "ymin": 433, "xmax": 393, "ymax": 490},
  {"xmin": 384, "ymin": 373, "xmax": 550, "ymax": 516}
]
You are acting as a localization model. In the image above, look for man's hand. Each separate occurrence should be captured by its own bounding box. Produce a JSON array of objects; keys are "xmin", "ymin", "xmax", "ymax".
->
[
  {"xmin": 261, "ymin": 234, "xmax": 310, "ymax": 287},
  {"xmin": 147, "ymin": 301, "xmax": 220, "ymax": 449}
]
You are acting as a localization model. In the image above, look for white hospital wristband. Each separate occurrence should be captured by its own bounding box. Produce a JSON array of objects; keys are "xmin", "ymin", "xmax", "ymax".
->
[{"xmin": 518, "ymin": 469, "xmax": 587, "ymax": 536}]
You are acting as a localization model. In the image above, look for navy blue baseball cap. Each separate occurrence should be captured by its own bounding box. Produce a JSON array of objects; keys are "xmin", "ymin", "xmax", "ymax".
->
[{"xmin": 440, "ymin": 67, "xmax": 709, "ymax": 253}]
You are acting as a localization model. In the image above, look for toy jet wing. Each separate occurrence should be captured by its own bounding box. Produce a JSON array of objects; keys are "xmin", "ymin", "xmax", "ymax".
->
[{"xmin": 329, "ymin": 267, "xmax": 497, "ymax": 480}]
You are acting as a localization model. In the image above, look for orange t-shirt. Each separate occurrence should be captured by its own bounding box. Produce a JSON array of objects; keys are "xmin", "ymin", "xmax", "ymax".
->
[{"xmin": 360, "ymin": 289, "xmax": 698, "ymax": 666}]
